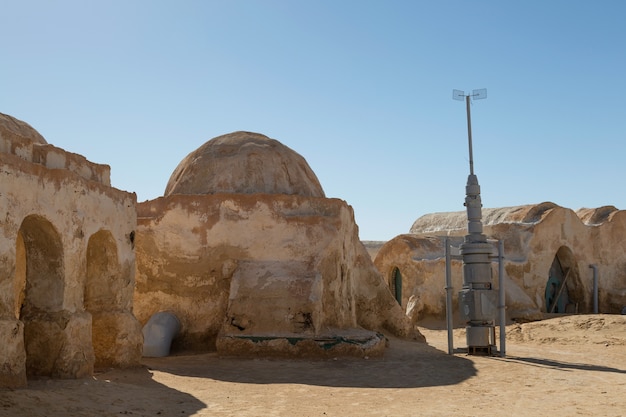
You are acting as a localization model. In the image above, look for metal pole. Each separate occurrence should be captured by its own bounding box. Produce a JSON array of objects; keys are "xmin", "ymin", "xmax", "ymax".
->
[
  {"xmin": 445, "ymin": 237, "xmax": 454, "ymax": 355},
  {"xmin": 498, "ymin": 239, "xmax": 506, "ymax": 357},
  {"xmin": 466, "ymin": 95, "xmax": 474, "ymax": 175},
  {"xmin": 590, "ymin": 264, "xmax": 599, "ymax": 313}
]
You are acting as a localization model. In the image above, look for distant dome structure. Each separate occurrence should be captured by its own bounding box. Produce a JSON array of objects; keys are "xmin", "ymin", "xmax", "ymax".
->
[
  {"xmin": 164, "ymin": 131, "xmax": 325, "ymax": 197},
  {"xmin": 0, "ymin": 112, "xmax": 47, "ymax": 145}
]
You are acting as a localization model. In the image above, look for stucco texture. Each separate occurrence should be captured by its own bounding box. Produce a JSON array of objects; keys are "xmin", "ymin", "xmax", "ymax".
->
[
  {"xmin": 0, "ymin": 113, "xmax": 142, "ymax": 388},
  {"xmin": 135, "ymin": 132, "xmax": 420, "ymax": 357},
  {"xmin": 375, "ymin": 202, "xmax": 626, "ymax": 324}
]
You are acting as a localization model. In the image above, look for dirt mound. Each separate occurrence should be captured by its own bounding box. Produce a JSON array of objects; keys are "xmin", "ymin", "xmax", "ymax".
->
[{"xmin": 507, "ymin": 314, "xmax": 626, "ymax": 346}]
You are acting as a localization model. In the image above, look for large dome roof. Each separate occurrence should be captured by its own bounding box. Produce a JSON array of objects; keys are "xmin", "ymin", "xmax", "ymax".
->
[
  {"xmin": 164, "ymin": 131, "xmax": 325, "ymax": 197},
  {"xmin": 0, "ymin": 112, "xmax": 47, "ymax": 146}
]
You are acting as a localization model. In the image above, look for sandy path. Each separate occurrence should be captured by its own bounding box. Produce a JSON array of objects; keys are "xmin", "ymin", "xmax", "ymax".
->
[{"xmin": 1, "ymin": 315, "xmax": 625, "ymax": 417}]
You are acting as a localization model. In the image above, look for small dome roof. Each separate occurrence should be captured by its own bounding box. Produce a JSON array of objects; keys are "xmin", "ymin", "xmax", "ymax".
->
[
  {"xmin": 0, "ymin": 112, "xmax": 47, "ymax": 146},
  {"xmin": 576, "ymin": 206, "xmax": 619, "ymax": 225},
  {"xmin": 410, "ymin": 202, "xmax": 560, "ymax": 234},
  {"xmin": 165, "ymin": 131, "xmax": 325, "ymax": 197}
]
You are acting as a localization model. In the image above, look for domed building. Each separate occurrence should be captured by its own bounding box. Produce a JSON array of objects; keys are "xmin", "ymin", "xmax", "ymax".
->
[
  {"xmin": 0, "ymin": 113, "xmax": 142, "ymax": 388},
  {"xmin": 374, "ymin": 202, "xmax": 626, "ymax": 326},
  {"xmin": 164, "ymin": 131, "xmax": 325, "ymax": 198},
  {"xmin": 134, "ymin": 131, "xmax": 420, "ymax": 357}
]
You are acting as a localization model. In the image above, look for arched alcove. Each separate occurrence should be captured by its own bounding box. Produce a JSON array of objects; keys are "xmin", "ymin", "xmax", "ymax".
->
[
  {"xmin": 86, "ymin": 230, "xmax": 120, "ymax": 311},
  {"xmin": 86, "ymin": 229, "xmax": 121, "ymax": 367},
  {"xmin": 390, "ymin": 267, "xmax": 403, "ymax": 306},
  {"xmin": 545, "ymin": 246, "xmax": 585, "ymax": 314},
  {"xmin": 17, "ymin": 215, "xmax": 65, "ymax": 376}
]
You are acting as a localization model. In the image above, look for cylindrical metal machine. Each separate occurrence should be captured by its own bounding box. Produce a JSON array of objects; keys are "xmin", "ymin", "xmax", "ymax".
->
[
  {"xmin": 459, "ymin": 174, "xmax": 497, "ymax": 354},
  {"xmin": 455, "ymin": 90, "xmax": 497, "ymax": 355}
]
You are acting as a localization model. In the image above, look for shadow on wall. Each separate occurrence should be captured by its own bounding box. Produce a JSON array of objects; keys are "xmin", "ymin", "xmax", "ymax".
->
[
  {"xmin": 17, "ymin": 215, "xmax": 67, "ymax": 377},
  {"xmin": 15, "ymin": 214, "xmax": 139, "ymax": 380}
]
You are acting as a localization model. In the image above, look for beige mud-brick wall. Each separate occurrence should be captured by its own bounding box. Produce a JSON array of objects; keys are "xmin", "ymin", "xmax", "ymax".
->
[
  {"xmin": 0, "ymin": 113, "xmax": 142, "ymax": 388},
  {"xmin": 375, "ymin": 203, "xmax": 626, "ymax": 325},
  {"xmin": 135, "ymin": 131, "xmax": 421, "ymax": 356},
  {"xmin": 135, "ymin": 194, "xmax": 417, "ymax": 352}
]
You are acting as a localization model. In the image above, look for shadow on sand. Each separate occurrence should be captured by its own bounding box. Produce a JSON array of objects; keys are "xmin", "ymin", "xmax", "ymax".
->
[
  {"xmin": 142, "ymin": 337, "xmax": 477, "ymax": 389},
  {"xmin": 1, "ymin": 367, "xmax": 207, "ymax": 417},
  {"xmin": 500, "ymin": 355, "xmax": 626, "ymax": 375}
]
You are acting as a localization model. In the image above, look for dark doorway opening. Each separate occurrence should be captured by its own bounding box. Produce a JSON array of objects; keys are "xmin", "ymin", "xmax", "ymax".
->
[
  {"xmin": 390, "ymin": 267, "xmax": 402, "ymax": 306},
  {"xmin": 545, "ymin": 246, "xmax": 584, "ymax": 314}
]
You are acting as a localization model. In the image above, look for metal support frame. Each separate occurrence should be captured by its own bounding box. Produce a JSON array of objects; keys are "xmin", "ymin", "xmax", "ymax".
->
[
  {"xmin": 444, "ymin": 237, "xmax": 506, "ymax": 357},
  {"xmin": 497, "ymin": 239, "xmax": 506, "ymax": 357},
  {"xmin": 589, "ymin": 264, "xmax": 599, "ymax": 314},
  {"xmin": 445, "ymin": 237, "xmax": 454, "ymax": 355}
]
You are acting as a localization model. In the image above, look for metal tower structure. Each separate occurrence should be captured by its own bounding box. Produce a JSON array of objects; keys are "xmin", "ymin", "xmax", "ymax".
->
[{"xmin": 453, "ymin": 89, "xmax": 497, "ymax": 355}]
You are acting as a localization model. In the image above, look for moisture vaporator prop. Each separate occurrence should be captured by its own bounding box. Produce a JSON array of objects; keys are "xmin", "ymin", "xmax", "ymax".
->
[{"xmin": 454, "ymin": 89, "xmax": 497, "ymax": 355}]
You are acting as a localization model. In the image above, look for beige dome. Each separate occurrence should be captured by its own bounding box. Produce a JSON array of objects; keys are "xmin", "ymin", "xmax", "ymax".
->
[
  {"xmin": 0, "ymin": 112, "xmax": 47, "ymax": 146},
  {"xmin": 165, "ymin": 131, "xmax": 325, "ymax": 197}
]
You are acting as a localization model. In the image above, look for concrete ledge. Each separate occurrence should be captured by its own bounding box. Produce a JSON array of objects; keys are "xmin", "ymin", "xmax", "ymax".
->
[{"xmin": 216, "ymin": 330, "xmax": 386, "ymax": 358}]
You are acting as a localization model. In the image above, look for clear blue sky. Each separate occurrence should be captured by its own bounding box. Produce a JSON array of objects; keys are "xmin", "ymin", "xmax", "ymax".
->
[{"xmin": 2, "ymin": 1, "xmax": 625, "ymax": 240}]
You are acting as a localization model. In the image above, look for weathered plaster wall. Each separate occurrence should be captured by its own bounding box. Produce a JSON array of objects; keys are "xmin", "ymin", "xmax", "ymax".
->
[
  {"xmin": 135, "ymin": 193, "xmax": 417, "ymax": 353},
  {"xmin": 375, "ymin": 203, "xmax": 626, "ymax": 324},
  {"xmin": 0, "ymin": 122, "xmax": 111, "ymax": 186},
  {"xmin": 373, "ymin": 235, "xmax": 463, "ymax": 324},
  {"xmin": 0, "ymin": 115, "xmax": 142, "ymax": 388}
]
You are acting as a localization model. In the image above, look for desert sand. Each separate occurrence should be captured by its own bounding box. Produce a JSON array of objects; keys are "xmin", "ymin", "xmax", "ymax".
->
[{"xmin": 1, "ymin": 314, "xmax": 625, "ymax": 417}]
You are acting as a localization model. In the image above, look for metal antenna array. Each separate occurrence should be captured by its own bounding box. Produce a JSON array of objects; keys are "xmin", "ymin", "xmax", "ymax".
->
[
  {"xmin": 453, "ymin": 89, "xmax": 487, "ymax": 175},
  {"xmin": 453, "ymin": 88, "xmax": 497, "ymax": 355}
]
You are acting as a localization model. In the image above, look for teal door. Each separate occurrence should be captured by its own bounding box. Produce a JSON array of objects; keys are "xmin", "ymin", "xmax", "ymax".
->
[
  {"xmin": 391, "ymin": 267, "xmax": 402, "ymax": 306},
  {"xmin": 545, "ymin": 275, "xmax": 568, "ymax": 313}
]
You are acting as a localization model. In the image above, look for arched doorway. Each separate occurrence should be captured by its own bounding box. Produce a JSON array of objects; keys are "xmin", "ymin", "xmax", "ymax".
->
[
  {"xmin": 390, "ymin": 267, "xmax": 402, "ymax": 306},
  {"xmin": 17, "ymin": 215, "xmax": 65, "ymax": 376},
  {"xmin": 86, "ymin": 230, "xmax": 120, "ymax": 368},
  {"xmin": 545, "ymin": 246, "xmax": 584, "ymax": 314}
]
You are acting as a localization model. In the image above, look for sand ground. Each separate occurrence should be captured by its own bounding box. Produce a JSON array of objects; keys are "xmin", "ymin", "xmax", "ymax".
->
[{"xmin": 1, "ymin": 314, "xmax": 625, "ymax": 417}]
